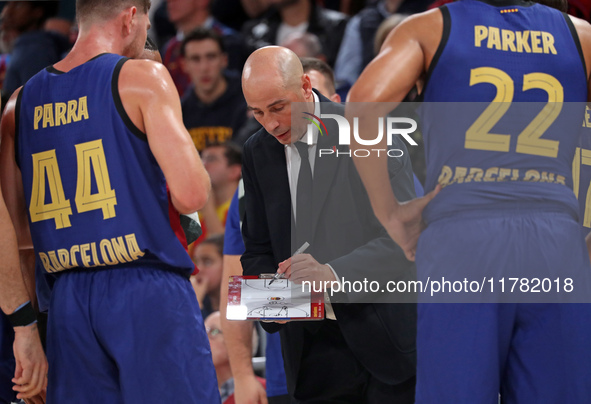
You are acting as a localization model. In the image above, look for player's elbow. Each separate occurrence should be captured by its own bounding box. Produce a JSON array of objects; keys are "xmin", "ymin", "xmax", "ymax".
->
[
  {"xmin": 346, "ymin": 84, "xmax": 366, "ymax": 103},
  {"xmin": 173, "ymin": 178, "xmax": 211, "ymax": 214},
  {"xmin": 172, "ymin": 194, "xmax": 207, "ymax": 214}
]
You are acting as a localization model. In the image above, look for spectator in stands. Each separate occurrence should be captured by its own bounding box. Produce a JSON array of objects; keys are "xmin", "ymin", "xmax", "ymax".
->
[
  {"xmin": 150, "ymin": 0, "xmax": 176, "ymax": 49},
  {"xmin": 242, "ymin": 0, "xmax": 348, "ymax": 67},
  {"xmin": 195, "ymin": 143, "xmax": 242, "ymax": 244},
  {"xmin": 44, "ymin": 0, "xmax": 75, "ymax": 38},
  {"xmin": 180, "ymin": 29, "xmax": 249, "ymax": 150},
  {"xmin": 212, "ymin": 0, "xmax": 269, "ymax": 32},
  {"xmin": 1, "ymin": 1, "xmax": 69, "ymax": 103},
  {"xmin": 334, "ymin": 0, "xmax": 429, "ymax": 92},
  {"xmin": 0, "ymin": 28, "xmax": 15, "ymax": 110},
  {"xmin": 163, "ymin": 0, "xmax": 244, "ymax": 96},
  {"xmin": 568, "ymin": 0, "xmax": 591, "ymax": 21},
  {"xmin": 205, "ymin": 311, "xmax": 265, "ymax": 404},
  {"xmin": 280, "ymin": 32, "xmax": 325, "ymax": 61},
  {"xmin": 192, "ymin": 235, "xmax": 225, "ymax": 319},
  {"xmin": 301, "ymin": 57, "xmax": 341, "ymax": 102}
]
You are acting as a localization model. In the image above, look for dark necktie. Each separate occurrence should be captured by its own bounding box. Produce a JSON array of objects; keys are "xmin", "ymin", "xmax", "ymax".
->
[{"xmin": 295, "ymin": 141, "xmax": 313, "ymax": 246}]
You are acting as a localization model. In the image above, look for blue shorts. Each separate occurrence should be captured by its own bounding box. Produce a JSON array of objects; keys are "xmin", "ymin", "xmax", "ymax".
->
[
  {"xmin": 0, "ymin": 315, "xmax": 16, "ymax": 404},
  {"xmin": 417, "ymin": 210, "xmax": 591, "ymax": 303},
  {"xmin": 46, "ymin": 267, "xmax": 219, "ymax": 403},
  {"xmin": 414, "ymin": 211, "xmax": 591, "ymax": 403}
]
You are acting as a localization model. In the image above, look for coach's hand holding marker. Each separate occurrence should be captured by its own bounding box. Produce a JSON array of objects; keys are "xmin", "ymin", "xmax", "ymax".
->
[{"xmin": 269, "ymin": 242, "xmax": 310, "ymax": 285}]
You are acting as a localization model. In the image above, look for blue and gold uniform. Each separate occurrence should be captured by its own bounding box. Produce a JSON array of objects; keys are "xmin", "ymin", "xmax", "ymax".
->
[
  {"xmin": 421, "ymin": 0, "xmax": 586, "ymax": 220},
  {"xmin": 16, "ymin": 54, "xmax": 219, "ymax": 403},
  {"xmin": 416, "ymin": 1, "xmax": 591, "ymax": 403}
]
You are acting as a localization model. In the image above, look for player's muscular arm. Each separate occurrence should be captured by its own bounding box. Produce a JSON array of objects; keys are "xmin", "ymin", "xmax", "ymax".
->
[
  {"xmin": 0, "ymin": 89, "xmax": 36, "ymax": 296},
  {"xmin": 347, "ymin": 15, "xmax": 426, "ymax": 215},
  {"xmin": 346, "ymin": 11, "xmax": 441, "ymax": 260},
  {"xmin": 119, "ymin": 60, "xmax": 211, "ymax": 214},
  {"xmin": 0, "ymin": 93, "xmax": 37, "ymax": 308},
  {"xmin": 0, "ymin": 89, "xmax": 47, "ymax": 400},
  {"xmin": 0, "ymin": 88, "xmax": 34, "ymax": 251},
  {"xmin": 347, "ymin": 10, "xmax": 441, "ymax": 206}
]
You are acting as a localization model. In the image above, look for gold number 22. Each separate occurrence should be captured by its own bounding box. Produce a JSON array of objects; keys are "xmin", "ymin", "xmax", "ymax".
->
[{"xmin": 466, "ymin": 67, "xmax": 563, "ymax": 158}]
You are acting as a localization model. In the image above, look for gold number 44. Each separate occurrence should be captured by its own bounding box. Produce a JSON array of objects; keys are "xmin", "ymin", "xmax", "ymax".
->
[
  {"xmin": 29, "ymin": 139, "xmax": 117, "ymax": 229},
  {"xmin": 466, "ymin": 67, "xmax": 563, "ymax": 158}
]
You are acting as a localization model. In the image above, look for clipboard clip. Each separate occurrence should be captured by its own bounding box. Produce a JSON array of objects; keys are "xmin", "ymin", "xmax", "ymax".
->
[{"xmin": 259, "ymin": 273, "xmax": 286, "ymax": 279}]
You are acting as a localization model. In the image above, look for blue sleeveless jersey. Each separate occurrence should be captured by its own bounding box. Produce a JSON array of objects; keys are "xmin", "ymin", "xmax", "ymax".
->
[
  {"xmin": 16, "ymin": 53, "xmax": 194, "ymax": 276},
  {"xmin": 420, "ymin": 0, "xmax": 587, "ymax": 223}
]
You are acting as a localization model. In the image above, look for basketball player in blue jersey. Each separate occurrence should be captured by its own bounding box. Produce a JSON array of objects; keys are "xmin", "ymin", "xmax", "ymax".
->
[
  {"xmin": 348, "ymin": 0, "xmax": 591, "ymax": 403},
  {"xmin": 0, "ymin": 0, "xmax": 220, "ymax": 402}
]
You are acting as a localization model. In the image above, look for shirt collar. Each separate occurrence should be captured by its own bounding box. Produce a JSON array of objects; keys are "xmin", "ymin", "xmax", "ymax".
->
[
  {"xmin": 303, "ymin": 91, "xmax": 321, "ymax": 146},
  {"xmin": 286, "ymin": 91, "xmax": 320, "ymax": 149},
  {"xmin": 313, "ymin": 90, "xmax": 320, "ymax": 117}
]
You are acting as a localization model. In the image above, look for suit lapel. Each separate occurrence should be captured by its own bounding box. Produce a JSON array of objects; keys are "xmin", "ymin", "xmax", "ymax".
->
[
  {"xmin": 262, "ymin": 133, "xmax": 294, "ymax": 258},
  {"xmin": 311, "ymin": 103, "xmax": 341, "ymax": 238}
]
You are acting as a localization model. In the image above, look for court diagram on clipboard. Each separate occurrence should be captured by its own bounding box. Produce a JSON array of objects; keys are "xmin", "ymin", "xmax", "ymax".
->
[{"xmin": 241, "ymin": 278, "xmax": 311, "ymax": 318}]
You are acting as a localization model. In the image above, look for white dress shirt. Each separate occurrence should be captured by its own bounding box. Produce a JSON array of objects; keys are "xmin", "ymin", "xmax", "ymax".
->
[
  {"xmin": 285, "ymin": 91, "xmax": 320, "ymax": 220},
  {"xmin": 284, "ymin": 92, "xmax": 338, "ymax": 320}
]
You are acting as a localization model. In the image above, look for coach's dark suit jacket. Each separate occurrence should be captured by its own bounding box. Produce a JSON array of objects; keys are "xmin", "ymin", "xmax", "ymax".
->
[{"xmin": 241, "ymin": 92, "xmax": 417, "ymax": 396}]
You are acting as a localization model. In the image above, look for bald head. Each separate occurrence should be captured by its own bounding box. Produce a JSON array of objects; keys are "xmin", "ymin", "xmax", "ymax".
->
[
  {"xmin": 242, "ymin": 46, "xmax": 314, "ymax": 145},
  {"xmin": 243, "ymin": 46, "xmax": 304, "ymax": 93}
]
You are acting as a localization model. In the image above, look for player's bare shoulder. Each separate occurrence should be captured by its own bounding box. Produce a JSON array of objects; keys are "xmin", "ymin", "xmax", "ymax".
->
[
  {"xmin": 568, "ymin": 14, "xmax": 591, "ymax": 37},
  {"xmin": 118, "ymin": 59, "xmax": 174, "ymax": 94},
  {"xmin": 399, "ymin": 7, "xmax": 442, "ymax": 33},
  {"xmin": 568, "ymin": 14, "xmax": 591, "ymax": 75},
  {"xmin": 382, "ymin": 8, "xmax": 443, "ymax": 68},
  {"xmin": 117, "ymin": 59, "xmax": 179, "ymax": 133}
]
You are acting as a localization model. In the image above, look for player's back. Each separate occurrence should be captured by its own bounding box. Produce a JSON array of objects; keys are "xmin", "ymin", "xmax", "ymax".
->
[
  {"xmin": 420, "ymin": 0, "xmax": 587, "ymax": 223},
  {"xmin": 16, "ymin": 53, "xmax": 194, "ymax": 277}
]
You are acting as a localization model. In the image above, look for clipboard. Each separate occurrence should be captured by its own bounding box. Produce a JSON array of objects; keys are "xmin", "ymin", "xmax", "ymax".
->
[{"xmin": 226, "ymin": 274, "xmax": 325, "ymax": 321}]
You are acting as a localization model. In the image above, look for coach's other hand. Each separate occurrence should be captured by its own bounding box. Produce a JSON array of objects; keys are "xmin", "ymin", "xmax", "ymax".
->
[{"xmin": 384, "ymin": 185, "xmax": 441, "ymax": 262}]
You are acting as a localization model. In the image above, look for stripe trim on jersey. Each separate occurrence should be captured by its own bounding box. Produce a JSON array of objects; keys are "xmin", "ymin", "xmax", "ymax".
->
[
  {"xmin": 563, "ymin": 12, "xmax": 587, "ymax": 80},
  {"xmin": 45, "ymin": 54, "xmax": 111, "ymax": 75},
  {"xmin": 14, "ymin": 88, "xmax": 23, "ymax": 170},
  {"xmin": 111, "ymin": 58, "xmax": 148, "ymax": 142},
  {"xmin": 421, "ymin": 5, "xmax": 451, "ymax": 99},
  {"xmin": 45, "ymin": 66, "xmax": 64, "ymax": 75}
]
